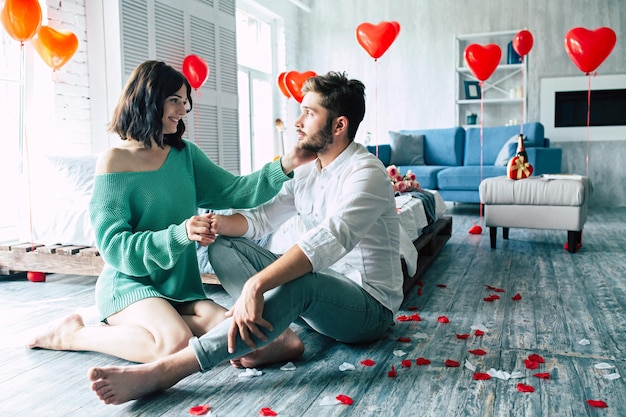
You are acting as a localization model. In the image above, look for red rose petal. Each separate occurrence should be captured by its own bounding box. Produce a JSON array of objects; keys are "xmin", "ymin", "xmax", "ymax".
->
[
  {"xmin": 516, "ymin": 383, "xmax": 535, "ymax": 393},
  {"xmin": 456, "ymin": 333, "xmax": 470, "ymax": 339},
  {"xmin": 259, "ymin": 407, "xmax": 278, "ymax": 416},
  {"xmin": 416, "ymin": 280, "xmax": 424, "ymax": 287},
  {"xmin": 445, "ymin": 359, "xmax": 460, "ymax": 367},
  {"xmin": 474, "ymin": 329, "xmax": 485, "ymax": 337},
  {"xmin": 469, "ymin": 349, "xmax": 487, "ymax": 356},
  {"xmin": 397, "ymin": 337, "xmax": 411, "ymax": 342},
  {"xmin": 396, "ymin": 315, "xmax": 410, "ymax": 322},
  {"xmin": 533, "ymin": 372, "xmax": 550, "ymax": 379},
  {"xmin": 473, "ymin": 372, "xmax": 491, "ymax": 380},
  {"xmin": 437, "ymin": 284, "xmax": 447, "ymax": 288},
  {"xmin": 387, "ymin": 365, "xmax": 397, "ymax": 377},
  {"xmin": 485, "ymin": 284, "xmax": 497, "ymax": 290},
  {"xmin": 528, "ymin": 354, "xmax": 545, "ymax": 363},
  {"xmin": 586, "ymin": 399, "xmax": 608, "ymax": 408},
  {"xmin": 401, "ymin": 359, "xmax": 412, "ymax": 368},
  {"xmin": 360, "ymin": 359, "xmax": 376, "ymax": 366},
  {"xmin": 417, "ymin": 288, "xmax": 423, "ymax": 296},
  {"xmin": 407, "ymin": 306, "xmax": 419, "ymax": 311},
  {"xmin": 409, "ymin": 313, "xmax": 421, "ymax": 321},
  {"xmin": 437, "ymin": 316, "xmax": 450, "ymax": 323},
  {"xmin": 416, "ymin": 357, "xmax": 431, "ymax": 366},
  {"xmin": 512, "ymin": 293, "xmax": 522, "ymax": 300},
  {"xmin": 524, "ymin": 359, "xmax": 539, "ymax": 369},
  {"xmin": 336, "ymin": 394, "xmax": 354, "ymax": 405},
  {"xmin": 189, "ymin": 404, "xmax": 210, "ymax": 415},
  {"xmin": 494, "ymin": 288, "xmax": 505, "ymax": 293}
]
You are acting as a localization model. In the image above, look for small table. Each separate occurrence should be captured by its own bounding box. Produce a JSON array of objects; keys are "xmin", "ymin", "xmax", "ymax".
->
[{"xmin": 479, "ymin": 175, "xmax": 592, "ymax": 253}]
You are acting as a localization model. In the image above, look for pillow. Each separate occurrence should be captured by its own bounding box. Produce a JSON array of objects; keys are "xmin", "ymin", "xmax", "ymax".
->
[
  {"xmin": 389, "ymin": 131, "xmax": 425, "ymax": 166},
  {"xmin": 495, "ymin": 135, "xmax": 519, "ymax": 166}
]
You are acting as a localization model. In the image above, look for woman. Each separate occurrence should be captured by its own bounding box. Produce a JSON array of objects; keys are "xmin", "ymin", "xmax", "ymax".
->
[{"xmin": 27, "ymin": 60, "xmax": 314, "ymax": 363}]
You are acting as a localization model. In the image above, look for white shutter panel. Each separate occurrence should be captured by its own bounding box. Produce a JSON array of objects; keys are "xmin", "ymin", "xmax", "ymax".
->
[{"xmin": 117, "ymin": 0, "xmax": 239, "ymax": 172}]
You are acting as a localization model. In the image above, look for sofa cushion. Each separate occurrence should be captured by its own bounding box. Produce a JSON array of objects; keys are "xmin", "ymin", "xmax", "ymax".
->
[
  {"xmin": 389, "ymin": 131, "xmax": 425, "ymax": 166},
  {"xmin": 398, "ymin": 165, "xmax": 449, "ymax": 189},
  {"xmin": 400, "ymin": 127, "xmax": 465, "ymax": 166},
  {"xmin": 495, "ymin": 135, "xmax": 520, "ymax": 166},
  {"xmin": 464, "ymin": 123, "xmax": 544, "ymax": 166},
  {"xmin": 366, "ymin": 144, "xmax": 391, "ymax": 166},
  {"xmin": 437, "ymin": 165, "xmax": 508, "ymax": 191}
]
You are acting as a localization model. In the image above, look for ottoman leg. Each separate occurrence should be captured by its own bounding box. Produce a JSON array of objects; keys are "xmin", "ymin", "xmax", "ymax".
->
[
  {"xmin": 489, "ymin": 227, "xmax": 497, "ymax": 249},
  {"xmin": 503, "ymin": 227, "xmax": 509, "ymax": 240},
  {"xmin": 567, "ymin": 230, "xmax": 581, "ymax": 253}
]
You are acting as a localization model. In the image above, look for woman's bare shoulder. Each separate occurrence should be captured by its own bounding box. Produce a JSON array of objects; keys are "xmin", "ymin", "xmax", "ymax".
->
[{"xmin": 95, "ymin": 147, "xmax": 133, "ymax": 174}]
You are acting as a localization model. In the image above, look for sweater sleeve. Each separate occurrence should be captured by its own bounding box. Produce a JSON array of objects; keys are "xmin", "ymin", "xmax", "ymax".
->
[
  {"xmin": 90, "ymin": 175, "xmax": 192, "ymax": 277},
  {"xmin": 189, "ymin": 141, "xmax": 292, "ymax": 209}
]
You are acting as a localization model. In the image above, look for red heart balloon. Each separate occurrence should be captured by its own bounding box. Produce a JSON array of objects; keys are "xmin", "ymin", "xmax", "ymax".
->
[
  {"xmin": 564, "ymin": 27, "xmax": 616, "ymax": 74},
  {"xmin": 32, "ymin": 25, "xmax": 78, "ymax": 70},
  {"xmin": 0, "ymin": 0, "xmax": 42, "ymax": 42},
  {"xmin": 277, "ymin": 72, "xmax": 291, "ymax": 99},
  {"xmin": 356, "ymin": 21, "xmax": 399, "ymax": 60},
  {"xmin": 464, "ymin": 43, "xmax": 501, "ymax": 81},
  {"xmin": 182, "ymin": 54, "xmax": 210, "ymax": 89},
  {"xmin": 513, "ymin": 29, "xmax": 534, "ymax": 57},
  {"xmin": 284, "ymin": 70, "xmax": 316, "ymax": 103}
]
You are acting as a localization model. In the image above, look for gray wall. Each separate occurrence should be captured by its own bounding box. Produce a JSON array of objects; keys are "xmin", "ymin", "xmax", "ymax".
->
[{"xmin": 292, "ymin": 0, "xmax": 625, "ymax": 207}]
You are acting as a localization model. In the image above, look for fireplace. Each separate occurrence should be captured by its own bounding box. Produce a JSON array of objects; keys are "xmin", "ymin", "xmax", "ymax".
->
[{"xmin": 540, "ymin": 74, "xmax": 626, "ymax": 141}]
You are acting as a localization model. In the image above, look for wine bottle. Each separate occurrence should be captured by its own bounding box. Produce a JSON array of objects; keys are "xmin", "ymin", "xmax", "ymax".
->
[{"xmin": 516, "ymin": 134, "xmax": 528, "ymax": 162}]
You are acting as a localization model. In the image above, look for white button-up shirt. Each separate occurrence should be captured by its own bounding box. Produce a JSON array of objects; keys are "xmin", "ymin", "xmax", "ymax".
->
[{"xmin": 239, "ymin": 141, "xmax": 404, "ymax": 313}]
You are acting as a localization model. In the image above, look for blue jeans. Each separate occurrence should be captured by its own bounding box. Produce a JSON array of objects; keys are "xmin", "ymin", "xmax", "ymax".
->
[{"xmin": 189, "ymin": 236, "xmax": 394, "ymax": 372}]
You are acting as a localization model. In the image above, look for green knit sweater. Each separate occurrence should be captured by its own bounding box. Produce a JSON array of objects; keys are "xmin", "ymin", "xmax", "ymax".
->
[{"xmin": 89, "ymin": 140, "xmax": 290, "ymax": 320}]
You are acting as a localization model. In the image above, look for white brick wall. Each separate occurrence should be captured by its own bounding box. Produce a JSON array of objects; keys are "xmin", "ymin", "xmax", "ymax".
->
[{"xmin": 27, "ymin": 0, "xmax": 91, "ymax": 155}]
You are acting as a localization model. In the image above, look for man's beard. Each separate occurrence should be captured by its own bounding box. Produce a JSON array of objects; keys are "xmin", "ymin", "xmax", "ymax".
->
[{"xmin": 300, "ymin": 117, "xmax": 334, "ymax": 153}]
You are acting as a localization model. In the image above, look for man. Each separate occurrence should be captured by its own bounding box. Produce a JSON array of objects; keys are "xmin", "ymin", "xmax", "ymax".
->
[{"xmin": 89, "ymin": 71, "xmax": 404, "ymax": 405}]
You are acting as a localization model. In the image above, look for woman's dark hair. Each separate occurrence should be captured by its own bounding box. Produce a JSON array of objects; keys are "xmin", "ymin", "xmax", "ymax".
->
[
  {"xmin": 301, "ymin": 71, "xmax": 366, "ymax": 141},
  {"xmin": 108, "ymin": 60, "xmax": 193, "ymax": 150}
]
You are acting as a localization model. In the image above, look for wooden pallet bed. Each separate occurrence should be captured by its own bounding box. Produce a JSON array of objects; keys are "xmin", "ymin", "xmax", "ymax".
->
[{"xmin": 0, "ymin": 216, "xmax": 452, "ymax": 293}]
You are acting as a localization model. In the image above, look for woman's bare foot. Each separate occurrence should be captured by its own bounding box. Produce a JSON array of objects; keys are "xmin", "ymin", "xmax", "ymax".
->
[
  {"xmin": 89, "ymin": 348, "xmax": 200, "ymax": 405},
  {"xmin": 88, "ymin": 364, "xmax": 170, "ymax": 405},
  {"xmin": 26, "ymin": 313, "xmax": 85, "ymax": 350},
  {"xmin": 230, "ymin": 328, "xmax": 304, "ymax": 369}
]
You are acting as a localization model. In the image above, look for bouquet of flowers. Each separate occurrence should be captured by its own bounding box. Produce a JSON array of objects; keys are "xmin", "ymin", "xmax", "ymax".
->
[{"xmin": 387, "ymin": 165, "xmax": 421, "ymax": 194}]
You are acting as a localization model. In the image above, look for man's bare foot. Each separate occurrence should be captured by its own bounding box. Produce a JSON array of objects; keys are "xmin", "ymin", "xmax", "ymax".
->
[
  {"xmin": 88, "ymin": 364, "xmax": 172, "ymax": 405},
  {"xmin": 26, "ymin": 313, "xmax": 85, "ymax": 350},
  {"xmin": 230, "ymin": 328, "xmax": 304, "ymax": 369}
]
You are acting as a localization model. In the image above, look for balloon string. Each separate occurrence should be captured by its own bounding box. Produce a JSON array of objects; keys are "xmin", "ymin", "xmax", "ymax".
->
[
  {"xmin": 479, "ymin": 81, "xmax": 484, "ymax": 226},
  {"xmin": 586, "ymin": 74, "xmax": 591, "ymax": 178},
  {"xmin": 519, "ymin": 57, "xmax": 526, "ymax": 136},
  {"xmin": 24, "ymin": 128, "xmax": 34, "ymax": 251},
  {"xmin": 375, "ymin": 60, "xmax": 379, "ymax": 158}
]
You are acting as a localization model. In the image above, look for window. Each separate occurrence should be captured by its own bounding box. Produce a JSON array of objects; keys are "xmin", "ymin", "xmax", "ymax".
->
[
  {"xmin": 236, "ymin": 8, "xmax": 278, "ymax": 174},
  {"xmin": 0, "ymin": 31, "xmax": 25, "ymax": 243}
]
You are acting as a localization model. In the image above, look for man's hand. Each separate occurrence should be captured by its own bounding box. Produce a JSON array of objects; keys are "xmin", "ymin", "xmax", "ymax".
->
[
  {"xmin": 185, "ymin": 212, "xmax": 216, "ymax": 246},
  {"xmin": 224, "ymin": 279, "xmax": 273, "ymax": 353},
  {"xmin": 280, "ymin": 145, "xmax": 317, "ymax": 174}
]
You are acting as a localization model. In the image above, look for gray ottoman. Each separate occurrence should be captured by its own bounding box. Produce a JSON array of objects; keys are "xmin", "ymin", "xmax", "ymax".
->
[{"xmin": 479, "ymin": 175, "xmax": 592, "ymax": 253}]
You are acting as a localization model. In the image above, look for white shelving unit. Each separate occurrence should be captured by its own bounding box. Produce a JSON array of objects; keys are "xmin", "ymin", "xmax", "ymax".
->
[{"xmin": 455, "ymin": 30, "xmax": 528, "ymax": 127}]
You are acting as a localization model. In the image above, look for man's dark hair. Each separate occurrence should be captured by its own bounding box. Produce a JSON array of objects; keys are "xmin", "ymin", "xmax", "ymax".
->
[
  {"xmin": 301, "ymin": 71, "xmax": 366, "ymax": 141},
  {"xmin": 108, "ymin": 60, "xmax": 192, "ymax": 150}
]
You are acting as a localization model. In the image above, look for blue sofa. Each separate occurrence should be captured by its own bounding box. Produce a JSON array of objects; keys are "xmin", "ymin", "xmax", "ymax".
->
[{"xmin": 367, "ymin": 122, "xmax": 562, "ymax": 203}]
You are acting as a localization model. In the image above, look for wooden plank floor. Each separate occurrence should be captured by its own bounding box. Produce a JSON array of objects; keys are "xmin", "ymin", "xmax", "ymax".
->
[{"xmin": 1, "ymin": 205, "xmax": 625, "ymax": 417}]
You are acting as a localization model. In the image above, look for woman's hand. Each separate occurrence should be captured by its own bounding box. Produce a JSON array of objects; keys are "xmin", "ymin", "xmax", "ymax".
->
[
  {"xmin": 280, "ymin": 145, "xmax": 317, "ymax": 174},
  {"xmin": 186, "ymin": 212, "xmax": 216, "ymax": 246}
]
